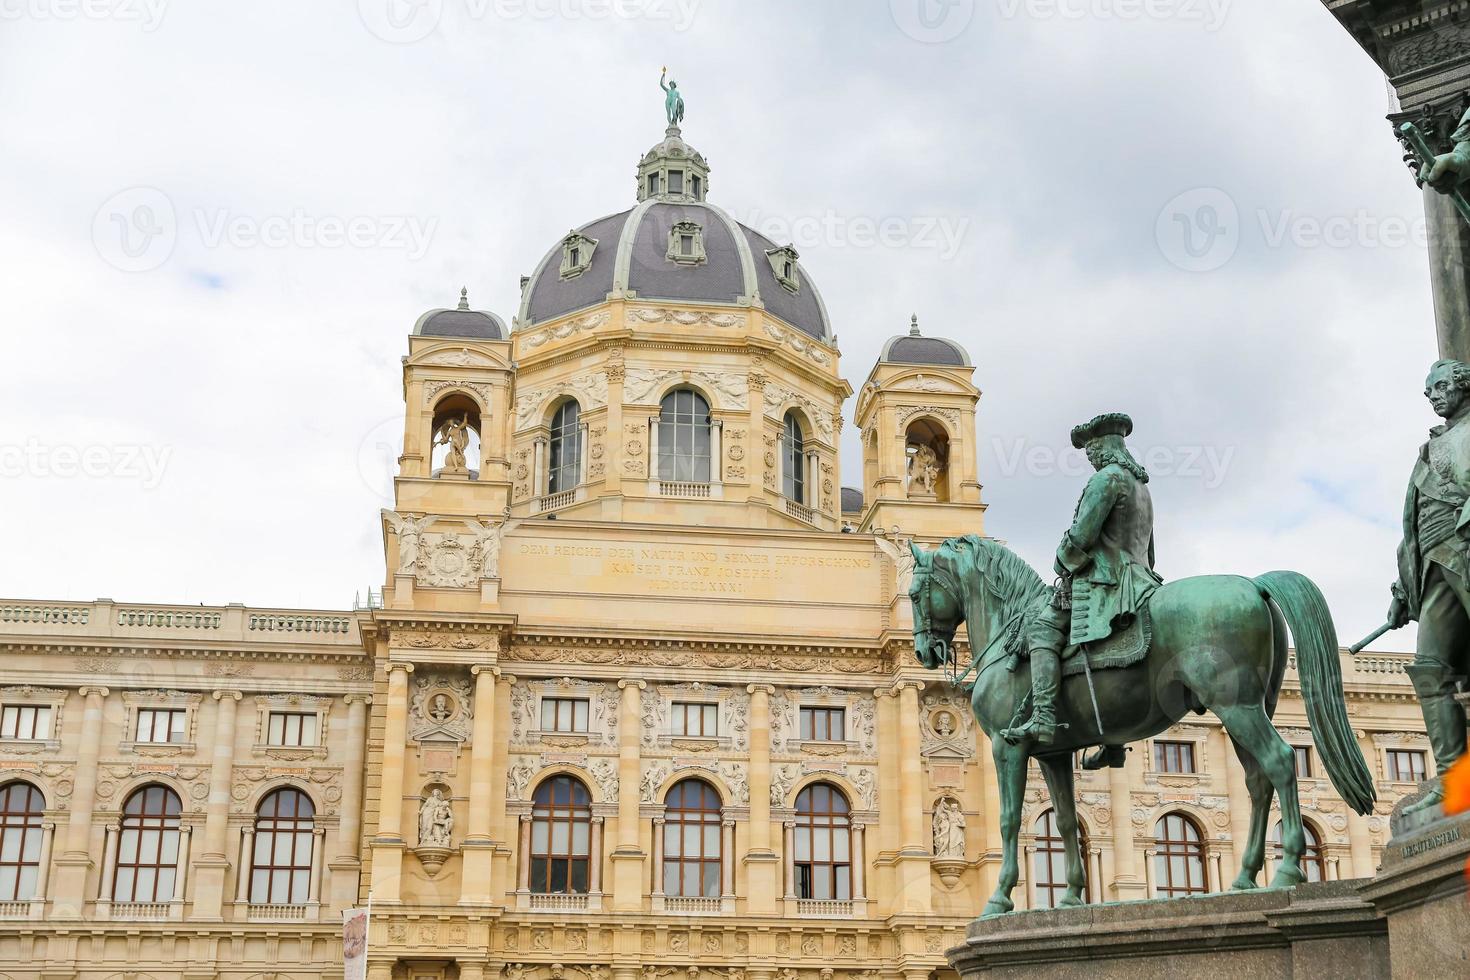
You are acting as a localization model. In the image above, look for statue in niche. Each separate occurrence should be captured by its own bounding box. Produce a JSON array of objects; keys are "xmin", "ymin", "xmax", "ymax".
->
[
  {"xmin": 908, "ymin": 443, "xmax": 940, "ymax": 497},
  {"xmin": 418, "ymin": 788, "xmax": 454, "ymax": 847},
  {"xmin": 381, "ymin": 510, "xmax": 435, "ymax": 573},
  {"xmin": 932, "ymin": 798, "xmax": 966, "ymax": 858},
  {"xmin": 934, "ymin": 709, "xmax": 955, "ymax": 738},
  {"xmin": 429, "ymin": 693, "xmax": 452, "ymax": 722},
  {"xmin": 434, "ymin": 413, "xmax": 473, "ymax": 475}
]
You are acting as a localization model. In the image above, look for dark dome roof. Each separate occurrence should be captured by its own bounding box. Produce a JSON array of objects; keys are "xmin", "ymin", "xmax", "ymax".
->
[
  {"xmin": 878, "ymin": 315, "xmax": 970, "ymax": 367},
  {"xmin": 517, "ymin": 204, "xmax": 832, "ymax": 340},
  {"xmin": 840, "ymin": 487, "xmax": 865, "ymax": 513},
  {"xmin": 415, "ymin": 289, "xmax": 506, "ymax": 340}
]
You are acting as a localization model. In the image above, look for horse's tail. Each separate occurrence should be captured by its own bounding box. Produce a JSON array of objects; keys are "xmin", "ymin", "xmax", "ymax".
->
[{"xmin": 1253, "ymin": 571, "xmax": 1376, "ymax": 816}]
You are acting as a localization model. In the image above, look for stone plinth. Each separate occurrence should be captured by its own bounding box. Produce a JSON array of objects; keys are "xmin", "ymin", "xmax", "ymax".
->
[
  {"xmin": 1360, "ymin": 807, "xmax": 1470, "ymax": 978},
  {"xmin": 947, "ymin": 882, "xmax": 1388, "ymax": 980}
]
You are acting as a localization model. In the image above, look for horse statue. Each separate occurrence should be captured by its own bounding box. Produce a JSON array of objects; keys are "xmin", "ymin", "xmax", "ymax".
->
[{"xmin": 907, "ymin": 534, "xmax": 1376, "ymax": 916}]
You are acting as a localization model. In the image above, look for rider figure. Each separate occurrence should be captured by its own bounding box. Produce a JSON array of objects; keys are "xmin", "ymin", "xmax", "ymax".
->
[{"xmin": 1001, "ymin": 413, "xmax": 1161, "ymax": 750}]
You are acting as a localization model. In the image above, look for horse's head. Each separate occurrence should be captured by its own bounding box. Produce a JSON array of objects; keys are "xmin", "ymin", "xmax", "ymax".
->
[{"xmin": 909, "ymin": 540, "xmax": 965, "ymax": 670}]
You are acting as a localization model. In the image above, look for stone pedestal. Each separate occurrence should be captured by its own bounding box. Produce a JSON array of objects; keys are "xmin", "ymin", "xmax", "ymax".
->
[
  {"xmin": 947, "ymin": 882, "xmax": 1389, "ymax": 979},
  {"xmin": 1360, "ymin": 806, "xmax": 1470, "ymax": 979}
]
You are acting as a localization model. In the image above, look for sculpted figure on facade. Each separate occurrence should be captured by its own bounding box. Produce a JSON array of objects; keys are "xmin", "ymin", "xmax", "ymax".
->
[
  {"xmin": 932, "ymin": 797, "xmax": 966, "ymax": 858},
  {"xmin": 507, "ymin": 758, "xmax": 537, "ymax": 801},
  {"xmin": 418, "ymin": 788, "xmax": 454, "ymax": 846},
  {"xmin": 433, "ymin": 413, "xmax": 473, "ymax": 474},
  {"xmin": 381, "ymin": 510, "xmax": 435, "ymax": 573},
  {"xmin": 908, "ymin": 443, "xmax": 940, "ymax": 496}
]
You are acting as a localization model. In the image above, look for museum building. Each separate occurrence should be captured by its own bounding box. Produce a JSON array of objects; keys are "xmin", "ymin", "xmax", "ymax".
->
[{"xmin": 0, "ymin": 119, "xmax": 1433, "ymax": 980}]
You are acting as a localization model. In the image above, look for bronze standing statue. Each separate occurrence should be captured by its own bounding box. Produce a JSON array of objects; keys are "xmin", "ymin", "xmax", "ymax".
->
[{"xmin": 909, "ymin": 414, "xmax": 1375, "ymax": 916}]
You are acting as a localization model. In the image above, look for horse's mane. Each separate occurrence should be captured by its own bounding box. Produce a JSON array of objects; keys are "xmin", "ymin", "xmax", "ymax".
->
[{"xmin": 936, "ymin": 534, "xmax": 1049, "ymax": 623}]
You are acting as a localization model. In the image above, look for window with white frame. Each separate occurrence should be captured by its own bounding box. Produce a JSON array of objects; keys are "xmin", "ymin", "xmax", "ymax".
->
[
  {"xmin": 1152, "ymin": 740, "xmax": 1196, "ymax": 774},
  {"xmin": 266, "ymin": 712, "xmax": 320, "ymax": 747},
  {"xmin": 135, "ymin": 708, "xmax": 187, "ymax": 744},
  {"xmin": 799, "ymin": 705, "xmax": 845, "ymax": 742},
  {"xmin": 0, "ymin": 705, "xmax": 52, "ymax": 740},
  {"xmin": 671, "ymin": 702, "xmax": 718, "ymax": 738},
  {"xmin": 541, "ymin": 697, "xmax": 589, "ymax": 734}
]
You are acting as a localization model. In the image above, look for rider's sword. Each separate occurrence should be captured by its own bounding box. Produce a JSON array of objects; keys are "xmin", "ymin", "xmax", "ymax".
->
[{"xmin": 1079, "ymin": 648, "xmax": 1105, "ymax": 736}]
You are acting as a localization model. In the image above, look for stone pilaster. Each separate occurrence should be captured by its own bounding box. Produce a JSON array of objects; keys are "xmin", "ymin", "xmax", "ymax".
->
[
  {"xmin": 51, "ymin": 685, "xmax": 107, "ymax": 918},
  {"xmin": 460, "ymin": 664, "xmax": 500, "ymax": 905},
  {"xmin": 743, "ymin": 683, "xmax": 779, "ymax": 913},
  {"xmin": 893, "ymin": 679, "xmax": 931, "ymax": 913},
  {"xmin": 1107, "ymin": 746, "xmax": 1146, "ymax": 900},
  {"xmin": 329, "ymin": 693, "xmax": 371, "ymax": 911},
  {"xmin": 370, "ymin": 662, "xmax": 413, "ymax": 903},
  {"xmin": 610, "ymin": 678, "xmax": 645, "ymax": 910},
  {"xmin": 191, "ymin": 689, "xmax": 242, "ymax": 921}
]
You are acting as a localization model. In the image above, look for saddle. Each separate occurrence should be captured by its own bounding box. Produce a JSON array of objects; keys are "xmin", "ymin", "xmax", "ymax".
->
[{"xmin": 1060, "ymin": 606, "xmax": 1152, "ymax": 678}]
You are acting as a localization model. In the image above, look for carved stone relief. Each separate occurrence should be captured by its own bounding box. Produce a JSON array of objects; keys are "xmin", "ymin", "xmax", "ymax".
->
[
  {"xmin": 410, "ymin": 673, "xmax": 473, "ymax": 742},
  {"xmin": 763, "ymin": 383, "xmax": 834, "ymax": 440}
]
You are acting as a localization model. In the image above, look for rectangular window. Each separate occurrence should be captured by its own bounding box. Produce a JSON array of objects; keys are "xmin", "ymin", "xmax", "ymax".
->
[
  {"xmin": 1293, "ymin": 745, "xmax": 1313, "ymax": 779},
  {"xmin": 135, "ymin": 708, "xmax": 187, "ymax": 744},
  {"xmin": 647, "ymin": 173, "xmax": 660, "ymax": 196},
  {"xmin": 1388, "ymin": 749, "xmax": 1427, "ymax": 782},
  {"xmin": 692, "ymin": 175, "xmax": 702, "ymax": 199},
  {"xmin": 671, "ymin": 702, "xmax": 718, "ymax": 737},
  {"xmin": 799, "ymin": 706, "xmax": 845, "ymax": 743},
  {"xmin": 1152, "ymin": 740, "xmax": 1196, "ymax": 774},
  {"xmin": 0, "ymin": 705, "xmax": 52, "ymax": 740},
  {"xmin": 540, "ymin": 697, "xmax": 589, "ymax": 734},
  {"xmin": 680, "ymin": 233, "xmax": 694, "ymax": 255},
  {"xmin": 668, "ymin": 170, "xmax": 684, "ymax": 194},
  {"xmin": 267, "ymin": 712, "xmax": 319, "ymax": 747}
]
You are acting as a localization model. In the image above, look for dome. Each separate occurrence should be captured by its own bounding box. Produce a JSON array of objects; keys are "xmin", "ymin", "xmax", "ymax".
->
[
  {"xmin": 879, "ymin": 315, "xmax": 970, "ymax": 367},
  {"xmin": 516, "ymin": 127, "xmax": 832, "ymax": 341},
  {"xmin": 415, "ymin": 288, "xmax": 506, "ymax": 340}
]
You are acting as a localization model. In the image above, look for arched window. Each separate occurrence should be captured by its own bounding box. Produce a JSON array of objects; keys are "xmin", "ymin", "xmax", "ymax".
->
[
  {"xmin": 658, "ymin": 389, "xmax": 711, "ymax": 483},
  {"xmin": 1153, "ymin": 812, "xmax": 1207, "ymax": 897},
  {"xmin": 1032, "ymin": 808, "xmax": 1091, "ymax": 908},
  {"xmin": 663, "ymin": 779, "xmax": 722, "ymax": 898},
  {"xmin": 0, "ymin": 781, "xmax": 44, "ymax": 901},
  {"xmin": 1273, "ymin": 819, "xmax": 1325, "ymax": 883},
  {"xmin": 531, "ymin": 776, "xmax": 592, "ymax": 894},
  {"xmin": 114, "ymin": 785, "xmax": 182, "ymax": 903},
  {"xmin": 783, "ymin": 411, "xmax": 805, "ymax": 503},
  {"xmin": 794, "ymin": 782, "xmax": 851, "ymax": 901},
  {"xmin": 251, "ymin": 788, "xmax": 315, "ymax": 905},
  {"xmin": 548, "ymin": 400, "xmax": 581, "ymax": 494}
]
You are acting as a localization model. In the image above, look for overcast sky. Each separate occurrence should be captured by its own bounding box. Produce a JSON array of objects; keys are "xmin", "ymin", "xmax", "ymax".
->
[{"xmin": 0, "ymin": 0, "xmax": 1438, "ymax": 652}]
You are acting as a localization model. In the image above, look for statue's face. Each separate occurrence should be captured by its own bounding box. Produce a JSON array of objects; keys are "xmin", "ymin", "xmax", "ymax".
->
[{"xmin": 1425, "ymin": 364, "xmax": 1468, "ymax": 419}]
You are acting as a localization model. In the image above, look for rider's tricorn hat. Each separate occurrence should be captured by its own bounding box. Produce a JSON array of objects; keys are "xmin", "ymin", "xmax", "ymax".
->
[{"xmin": 1070, "ymin": 412, "xmax": 1134, "ymax": 450}]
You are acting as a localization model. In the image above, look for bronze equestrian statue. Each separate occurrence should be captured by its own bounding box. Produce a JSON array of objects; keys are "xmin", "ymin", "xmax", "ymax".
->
[{"xmin": 909, "ymin": 413, "xmax": 1375, "ymax": 916}]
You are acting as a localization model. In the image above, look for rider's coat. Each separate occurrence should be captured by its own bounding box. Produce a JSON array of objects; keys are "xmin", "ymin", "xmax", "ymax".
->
[{"xmin": 1055, "ymin": 461, "xmax": 1161, "ymax": 648}]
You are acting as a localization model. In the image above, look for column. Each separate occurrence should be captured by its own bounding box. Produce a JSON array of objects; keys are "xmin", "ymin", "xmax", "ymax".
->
[
  {"xmin": 1224, "ymin": 744, "xmax": 1253, "ymax": 885},
  {"xmin": 610, "ymin": 679, "xmax": 645, "ymax": 910},
  {"xmin": 532, "ymin": 438, "xmax": 546, "ymax": 498},
  {"xmin": 651, "ymin": 818, "xmax": 666, "ymax": 899},
  {"xmin": 805, "ymin": 451, "xmax": 818, "ymax": 505},
  {"xmin": 97, "ymin": 824, "xmax": 120, "ymax": 908},
  {"xmin": 192, "ymin": 689, "xmax": 242, "ymax": 920},
  {"xmin": 1347, "ymin": 800, "xmax": 1376, "ymax": 879},
  {"xmin": 235, "ymin": 828, "xmax": 254, "ymax": 903},
  {"xmin": 1143, "ymin": 848, "xmax": 1156, "ymax": 898},
  {"xmin": 648, "ymin": 417, "xmax": 660, "ymax": 484},
  {"xmin": 774, "ymin": 432, "xmax": 785, "ymax": 493},
  {"xmin": 744, "ymin": 684, "xmax": 779, "ymax": 913},
  {"xmin": 53, "ymin": 685, "xmax": 107, "ymax": 918},
  {"xmin": 309, "ymin": 827, "xmax": 326, "ymax": 906},
  {"xmin": 578, "ymin": 423, "xmax": 590, "ymax": 486},
  {"xmin": 894, "ymin": 680, "xmax": 930, "ymax": 913},
  {"xmin": 589, "ymin": 816, "xmax": 604, "ymax": 899},
  {"xmin": 783, "ymin": 822, "xmax": 796, "ymax": 899},
  {"xmin": 372, "ymin": 662, "xmax": 414, "ymax": 903},
  {"xmin": 516, "ymin": 815, "xmax": 532, "ymax": 897},
  {"xmin": 330, "ymin": 693, "xmax": 371, "ymax": 910},
  {"xmin": 1327, "ymin": 855, "xmax": 1340, "ymax": 882},
  {"xmin": 711, "ymin": 419, "xmax": 723, "ymax": 485},
  {"xmin": 851, "ymin": 823, "xmax": 866, "ymax": 903},
  {"xmin": 1106, "ymin": 753, "xmax": 1144, "ymax": 899},
  {"xmin": 1023, "ymin": 844, "xmax": 1035, "ymax": 909},
  {"xmin": 1209, "ymin": 850, "xmax": 1223, "ymax": 893},
  {"xmin": 1090, "ymin": 847, "xmax": 1104, "ymax": 903},
  {"xmin": 460, "ymin": 665, "xmax": 499, "ymax": 905},
  {"xmin": 721, "ymin": 818, "xmax": 736, "ymax": 902},
  {"xmin": 172, "ymin": 825, "xmax": 192, "ymax": 905},
  {"xmin": 30, "ymin": 821, "xmax": 55, "ymax": 914}
]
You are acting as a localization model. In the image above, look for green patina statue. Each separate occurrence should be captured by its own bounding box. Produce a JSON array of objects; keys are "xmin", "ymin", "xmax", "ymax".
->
[
  {"xmin": 1380, "ymin": 359, "xmax": 1470, "ymax": 817},
  {"xmin": 660, "ymin": 66, "xmax": 684, "ymax": 127},
  {"xmin": 909, "ymin": 414, "xmax": 1375, "ymax": 916},
  {"xmin": 1401, "ymin": 111, "xmax": 1470, "ymax": 227}
]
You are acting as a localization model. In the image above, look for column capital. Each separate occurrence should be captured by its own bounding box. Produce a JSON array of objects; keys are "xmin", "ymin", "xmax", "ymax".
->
[
  {"xmin": 212, "ymin": 690, "xmax": 243, "ymax": 702},
  {"xmin": 722, "ymin": 817, "xmax": 736, "ymax": 829},
  {"xmin": 652, "ymin": 816, "xmax": 665, "ymax": 827},
  {"xmin": 343, "ymin": 693, "xmax": 374, "ymax": 706},
  {"xmin": 592, "ymin": 815, "xmax": 605, "ymax": 826},
  {"xmin": 313, "ymin": 827, "xmax": 326, "ymax": 838},
  {"xmin": 618, "ymin": 679, "xmax": 646, "ymax": 691},
  {"xmin": 888, "ymin": 679, "xmax": 925, "ymax": 697},
  {"xmin": 746, "ymin": 683, "xmax": 775, "ymax": 696},
  {"xmin": 470, "ymin": 664, "xmax": 501, "ymax": 678},
  {"xmin": 386, "ymin": 662, "xmax": 416, "ymax": 676},
  {"xmin": 519, "ymin": 814, "xmax": 532, "ymax": 824},
  {"xmin": 78, "ymin": 686, "xmax": 109, "ymax": 698}
]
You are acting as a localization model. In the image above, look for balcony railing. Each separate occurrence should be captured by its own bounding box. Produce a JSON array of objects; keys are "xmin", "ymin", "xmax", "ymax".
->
[
  {"xmin": 247, "ymin": 903, "xmax": 309, "ymax": 921},
  {"xmin": 0, "ymin": 901, "xmax": 29, "ymax": 919},
  {"xmin": 658, "ymin": 481, "xmax": 711, "ymax": 499},
  {"xmin": 116, "ymin": 608, "xmax": 222, "ymax": 629},
  {"xmin": 784, "ymin": 498, "xmax": 815, "ymax": 524},
  {"xmin": 538, "ymin": 489, "xmax": 577, "ymax": 513},
  {"xmin": 796, "ymin": 898, "xmax": 854, "ymax": 918},
  {"xmin": 112, "ymin": 902, "xmax": 171, "ymax": 920},
  {"xmin": 664, "ymin": 896, "xmax": 723, "ymax": 915},
  {"xmin": 528, "ymin": 892, "xmax": 589, "ymax": 912},
  {"xmin": 0, "ymin": 603, "xmax": 89, "ymax": 625}
]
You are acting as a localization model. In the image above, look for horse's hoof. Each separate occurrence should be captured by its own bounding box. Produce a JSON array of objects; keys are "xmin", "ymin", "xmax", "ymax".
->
[
  {"xmin": 1231, "ymin": 875, "xmax": 1259, "ymax": 891},
  {"xmin": 981, "ymin": 898, "xmax": 1014, "ymax": 918},
  {"xmin": 1270, "ymin": 867, "xmax": 1305, "ymax": 889},
  {"xmin": 1057, "ymin": 895, "xmax": 1085, "ymax": 908}
]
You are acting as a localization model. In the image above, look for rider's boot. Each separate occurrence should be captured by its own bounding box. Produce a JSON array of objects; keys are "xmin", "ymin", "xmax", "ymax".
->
[
  {"xmin": 1001, "ymin": 646, "xmax": 1063, "ymax": 745},
  {"xmin": 1081, "ymin": 744, "xmax": 1127, "ymax": 770},
  {"xmin": 1401, "ymin": 662, "xmax": 1467, "ymax": 816}
]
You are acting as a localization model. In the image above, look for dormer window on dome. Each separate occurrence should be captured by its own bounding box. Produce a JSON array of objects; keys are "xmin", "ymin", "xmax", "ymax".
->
[
  {"xmin": 666, "ymin": 220, "xmax": 707, "ymax": 265},
  {"xmin": 559, "ymin": 230, "xmax": 598, "ymax": 280},
  {"xmin": 766, "ymin": 245, "xmax": 801, "ymax": 293}
]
